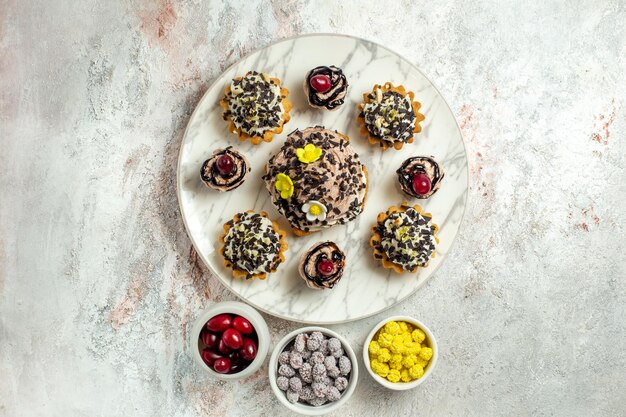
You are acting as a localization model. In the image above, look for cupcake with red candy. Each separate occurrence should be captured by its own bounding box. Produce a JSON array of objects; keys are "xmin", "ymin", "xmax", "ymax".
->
[
  {"xmin": 201, "ymin": 147, "xmax": 251, "ymax": 192},
  {"xmin": 303, "ymin": 66, "xmax": 348, "ymax": 111},
  {"xmin": 396, "ymin": 156, "xmax": 444, "ymax": 199},
  {"xmin": 298, "ymin": 241, "xmax": 346, "ymax": 290}
]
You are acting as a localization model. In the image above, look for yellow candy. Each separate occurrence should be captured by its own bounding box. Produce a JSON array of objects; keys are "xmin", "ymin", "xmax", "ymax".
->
[
  {"xmin": 390, "ymin": 335, "xmax": 406, "ymax": 354},
  {"xmin": 412, "ymin": 328, "xmax": 426, "ymax": 343},
  {"xmin": 368, "ymin": 340, "xmax": 380, "ymax": 356},
  {"xmin": 402, "ymin": 355, "xmax": 416, "ymax": 368},
  {"xmin": 420, "ymin": 347, "xmax": 433, "ymax": 361},
  {"xmin": 414, "ymin": 357, "xmax": 428, "ymax": 368},
  {"xmin": 409, "ymin": 364, "xmax": 424, "ymax": 379},
  {"xmin": 377, "ymin": 348, "xmax": 391, "ymax": 363},
  {"xmin": 369, "ymin": 321, "xmax": 433, "ymax": 384},
  {"xmin": 387, "ymin": 369, "xmax": 401, "ymax": 383},
  {"xmin": 384, "ymin": 321, "xmax": 401, "ymax": 335},
  {"xmin": 389, "ymin": 353, "xmax": 402, "ymax": 364},
  {"xmin": 371, "ymin": 359, "xmax": 390, "ymax": 377},
  {"xmin": 405, "ymin": 342, "xmax": 421, "ymax": 355},
  {"xmin": 378, "ymin": 332, "xmax": 393, "ymax": 348},
  {"xmin": 400, "ymin": 369, "xmax": 411, "ymax": 382}
]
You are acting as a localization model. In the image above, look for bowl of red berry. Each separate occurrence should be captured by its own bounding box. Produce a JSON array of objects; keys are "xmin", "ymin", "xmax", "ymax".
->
[{"xmin": 191, "ymin": 301, "xmax": 270, "ymax": 380}]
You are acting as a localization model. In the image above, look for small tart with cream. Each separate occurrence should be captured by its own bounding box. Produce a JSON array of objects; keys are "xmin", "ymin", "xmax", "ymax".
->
[
  {"xmin": 357, "ymin": 83, "xmax": 425, "ymax": 150},
  {"xmin": 396, "ymin": 156, "xmax": 444, "ymax": 199},
  {"xmin": 200, "ymin": 147, "xmax": 251, "ymax": 192},
  {"xmin": 370, "ymin": 203, "xmax": 439, "ymax": 273},
  {"xmin": 219, "ymin": 211, "xmax": 288, "ymax": 280},
  {"xmin": 298, "ymin": 241, "xmax": 346, "ymax": 290},
  {"xmin": 219, "ymin": 71, "xmax": 292, "ymax": 145}
]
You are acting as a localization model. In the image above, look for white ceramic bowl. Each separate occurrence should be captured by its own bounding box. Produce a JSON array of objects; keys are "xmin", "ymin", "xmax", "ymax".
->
[
  {"xmin": 190, "ymin": 301, "xmax": 270, "ymax": 380},
  {"xmin": 363, "ymin": 316, "xmax": 438, "ymax": 390},
  {"xmin": 268, "ymin": 326, "xmax": 358, "ymax": 416}
]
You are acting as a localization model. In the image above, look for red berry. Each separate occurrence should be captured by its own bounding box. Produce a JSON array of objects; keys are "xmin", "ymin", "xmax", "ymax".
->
[
  {"xmin": 310, "ymin": 74, "xmax": 331, "ymax": 93},
  {"xmin": 213, "ymin": 357, "xmax": 232, "ymax": 374},
  {"xmin": 222, "ymin": 328, "xmax": 243, "ymax": 350},
  {"xmin": 206, "ymin": 314, "xmax": 232, "ymax": 332},
  {"xmin": 201, "ymin": 331, "xmax": 219, "ymax": 349},
  {"xmin": 411, "ymin": 173, "xmax": 432, "ymax": 196},
  {"xmin": 232, "ymin": 316, "xmax": 254, "ymax": 335},
  {"xmin": 240, "ymin": 338, "xmax": 258, "ymax": 361},
  {"xmin": 218, "ymin": 338, "xmax": 231, "ymax": 354},
  {"xmin": 317, "ymin": 259, "xmax": 335, "ymax": 276},
  {"xmin": 216, "ymin": 154, "xmax": 235, "ymax": 175},
  {"xmin": 201, "ymin": 349, "xmax": 223, "ymax": 367}
]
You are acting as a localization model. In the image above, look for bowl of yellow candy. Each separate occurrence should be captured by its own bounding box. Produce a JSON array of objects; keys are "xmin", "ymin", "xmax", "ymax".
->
[{"xmin": 363, "ymin": 316, "xmax": 438, "ymax": 390}]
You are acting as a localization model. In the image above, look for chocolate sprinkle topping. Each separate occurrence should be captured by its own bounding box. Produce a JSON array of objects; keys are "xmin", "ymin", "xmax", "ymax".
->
[
  {"xmin": 222, "ymin": 71, "xmax": 285, "ymax": 136},
  {"xmin": 374, "ymin": 208, "xmax": 436, "ymax": 271},
  {"xmin": 262, "ymin": 126, "xmax": 367, "ymax": 232},
  {"xmin": 223, "ymin": 212, "xmax": 282, "ymax": 279},
  {"xmin": 360, "ymin": 90, "xmax": 416, "ymax": 143}
]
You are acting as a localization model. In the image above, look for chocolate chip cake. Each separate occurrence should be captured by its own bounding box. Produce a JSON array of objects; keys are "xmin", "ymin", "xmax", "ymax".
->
[
  {"xmin": 219, "ymin": 211, "xmax": 288, "ymax": 280},
  {"xmin": 357, "ymin": 82, "xmax": 425, "ymax": 150},
  {"xmin": 262, "ymin": 126, "xmax": 368, "ymax": 235},
  {"xmin": 370, "ymin": 203, "xmax": 439, "ymax": 273},
  {"xmin": 219, "ymin": 71, "xmax": 292, "ymax": 145}
]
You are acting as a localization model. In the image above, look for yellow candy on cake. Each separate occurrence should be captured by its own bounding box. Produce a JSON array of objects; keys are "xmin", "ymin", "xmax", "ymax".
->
[
  {"xmin": 387, "ymin": 369, "xmax": 401, "ymax": 383},
  {"xmin": 377, "ymin": 348, "xmax": 391, "ymax": 363},
  {"xmin": 419, "ymin": 347, "xmax": 433, "ymax": 361},
  {"xmin": 412, "ymin": 328, "xmax": 426, "ymax": 343}
]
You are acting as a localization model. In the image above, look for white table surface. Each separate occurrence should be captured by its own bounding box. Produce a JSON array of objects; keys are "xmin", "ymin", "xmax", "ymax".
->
[{"xmin": 1, "ymin": 1, "xmax": 625, "ymax": 416}]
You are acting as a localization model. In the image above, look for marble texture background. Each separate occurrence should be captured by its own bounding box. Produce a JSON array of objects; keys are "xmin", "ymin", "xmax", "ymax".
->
[{"xmin": 1, "ymin": 1, "xmax": 625, "ymax": 416}]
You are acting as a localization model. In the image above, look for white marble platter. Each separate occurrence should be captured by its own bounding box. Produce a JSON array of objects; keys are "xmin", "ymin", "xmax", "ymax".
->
[{"xmin": 177, "ymin": 34, "xmax": 468, "ymax": 323}]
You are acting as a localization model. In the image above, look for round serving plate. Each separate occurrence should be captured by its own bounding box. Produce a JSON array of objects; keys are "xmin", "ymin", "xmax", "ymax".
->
[{"xmin": 177, "ymin": 34, "xmax": 468, "ymax": 324}]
